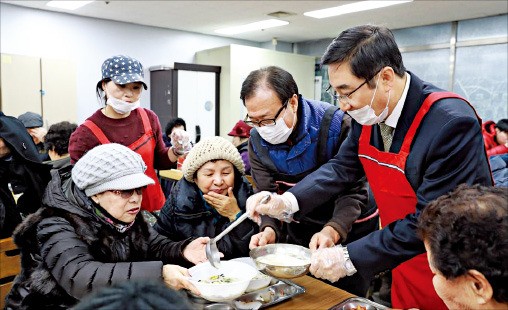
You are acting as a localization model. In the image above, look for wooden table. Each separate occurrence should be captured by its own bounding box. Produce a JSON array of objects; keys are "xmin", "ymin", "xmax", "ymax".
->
[
  {"xmin": 159, "ymin": 169, "xmax": 183, "ymax": 181},
  {"xmin": 270, "ymin": 275, "xmax": 355, "ymax": 309}
]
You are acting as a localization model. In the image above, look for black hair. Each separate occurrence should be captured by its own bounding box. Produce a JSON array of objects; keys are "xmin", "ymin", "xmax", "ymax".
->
[
  {"xmin": 165, "ymin": 118, "xmax": 187, "ymax": 136},
  {"xmin": 44, "ymin": 121, "xmax": 78, "ymax": 156},
  {"xmin": 95, "ymin": 78, "xmax": 112, "ymax": 105},
  {"xmin": 495, "ymin": 119, "xmax": 508, "ymax": 132},
  {"xmin": 73, "ymin": 280, "xmax": 194, "ymax": 310},
  {"xmin": 321, "ymin": 25, "xmax": 406, "ymax": 86},
  {"xmin": 418, "ymin": 184, "xmax": 508, "ymax": 303},
  {"xmin": 240, "ymin": 66, "xmax": 299, "ymax": 104}
]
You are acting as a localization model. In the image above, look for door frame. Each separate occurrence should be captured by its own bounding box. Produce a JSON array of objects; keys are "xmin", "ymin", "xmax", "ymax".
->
[{"xmin": 174, "ymin": 63, "xmax": 221, "ymax": 135}]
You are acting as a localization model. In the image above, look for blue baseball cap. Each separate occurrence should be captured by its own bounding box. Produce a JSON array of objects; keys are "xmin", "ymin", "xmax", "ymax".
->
[{"xmin": 99, "ymin": 55, "xmax": 147, "ymax": 90}]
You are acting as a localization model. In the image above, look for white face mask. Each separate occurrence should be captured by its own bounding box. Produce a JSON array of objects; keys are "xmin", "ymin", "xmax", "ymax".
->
[
  {"xmin": 347, "ymin": 73, "xmax": 390, "ymax": 126},
  {"xmin": 107, "ymin": 96, "xmax": 140, "ymax": 114},
  {"xmin": 257, "ymin": 105, "xmax": 295, "ymax": 144}
]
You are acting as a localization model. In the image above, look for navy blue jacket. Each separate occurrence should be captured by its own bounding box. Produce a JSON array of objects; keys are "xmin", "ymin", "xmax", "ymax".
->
[
  {"xmin": 154, "ymin": 175, "xmax": 257, "ymax": 259},
  {"xmin": 289, "ymin": 73, "xmax": 492, "ymax": 280},
  {"xmin": 249, "ymin": 96, "xmax": 372, "ymax": 245}
]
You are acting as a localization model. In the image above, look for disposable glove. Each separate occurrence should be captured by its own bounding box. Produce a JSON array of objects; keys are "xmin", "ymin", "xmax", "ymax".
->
[
  {"xmin": 246, "ymin": 191, "xmax": 292, "ymax": 224},
  {"xmin": 309, "ymin": 245, "xmax": 351, "ymax": 283},
  {"xmin": 170, "ymin": 128, "xmax": 192, "ymax": 156}
]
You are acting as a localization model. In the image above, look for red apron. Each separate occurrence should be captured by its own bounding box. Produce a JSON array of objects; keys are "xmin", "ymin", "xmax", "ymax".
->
[
  {"xmin": 83, "ymin": 108, "xmax": 166, "ymax": 212},
  {"xmin": 358, "ymin": 92, "xmax": 476, "ymax": 310}
]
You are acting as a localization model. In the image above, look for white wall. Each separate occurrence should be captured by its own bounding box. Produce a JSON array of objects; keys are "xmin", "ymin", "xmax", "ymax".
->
[{"xmin": 0, "ymin": 3, "xmax": 261, "ymax": 123}]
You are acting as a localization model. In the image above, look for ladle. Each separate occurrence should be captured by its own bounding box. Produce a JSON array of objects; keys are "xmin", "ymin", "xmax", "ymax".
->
[{"xmin": 206, "ymin": 194, "xmax": 270, "ymax": 268}]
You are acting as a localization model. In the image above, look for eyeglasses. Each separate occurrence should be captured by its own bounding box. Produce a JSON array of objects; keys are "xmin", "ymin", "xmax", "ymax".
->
[
  {"xmin": 109, "ymin": 186, "xmax": 146, "ymax": 199},
  {"xmin": 327, "ymin": 79, "xmax": 369, "ymax": 105},
  {"xmin": 244, "ymin": 100, "xmax": 289, "ymax": 128}
]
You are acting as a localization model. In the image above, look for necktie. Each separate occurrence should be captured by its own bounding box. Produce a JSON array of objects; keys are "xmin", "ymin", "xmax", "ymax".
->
[{"xmin": 379, "ymin": 123, "xmax": 394, "ymax": 152}]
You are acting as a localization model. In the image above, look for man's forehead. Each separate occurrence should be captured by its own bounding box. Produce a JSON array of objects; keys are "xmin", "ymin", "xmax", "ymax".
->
[{"xmin": 328, "ymin": 62, "xmax": 355, "ymax": 88}]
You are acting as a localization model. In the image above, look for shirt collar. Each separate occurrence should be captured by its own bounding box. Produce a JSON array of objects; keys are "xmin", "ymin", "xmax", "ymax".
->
[{"xmin": 384, "ymin": 72, "xmax": 410, "ymax": 128}]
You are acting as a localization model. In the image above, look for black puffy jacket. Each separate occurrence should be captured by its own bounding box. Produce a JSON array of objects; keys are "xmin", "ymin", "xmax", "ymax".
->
[
  {"xmin": 5, "ymin": 167, "xmax": 194, "ymax": 310},
  {"xmin": 154, "ymin": 175, "xmax": 257, "ymax": 259}
]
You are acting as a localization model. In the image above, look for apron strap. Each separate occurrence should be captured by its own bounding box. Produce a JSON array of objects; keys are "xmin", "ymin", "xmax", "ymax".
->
[
  {"xmin": 128, "ymin": 108, "xmax": 155, "ymax": 151},
  {"xmin": 400, "ymin": 92, "xmax": 469, "ymax": 153},
  {"xmin": 82, "ymin": 119, "xmax": 110, "ymax": 144},
  {"xmin": 137, "ymin": 108, "xmax": 153, "ymax": 135}
]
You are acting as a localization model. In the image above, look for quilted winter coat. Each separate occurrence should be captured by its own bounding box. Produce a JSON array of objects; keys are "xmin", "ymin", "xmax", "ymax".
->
[{"xmin": 5, "ymin": 166, "xmax": 194, "ymax": 309}]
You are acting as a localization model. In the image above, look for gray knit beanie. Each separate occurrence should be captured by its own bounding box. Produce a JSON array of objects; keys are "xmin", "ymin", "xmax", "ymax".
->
[
  {"xmin": 182, "ymin": 136, "xmax": 245, "ymax": 182},
  {"xmin": 72, "ymin": 143, "xmax": 155, "ymax": 197}
]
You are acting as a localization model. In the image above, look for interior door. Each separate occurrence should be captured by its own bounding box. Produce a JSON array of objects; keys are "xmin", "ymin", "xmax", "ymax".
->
[
  {"xmin": 41, "ymin": 58, "xmax": 77, "ymax": 125},
  {"xmin": 177, "ymin": 70, "xmax": 216, "ymax": 143},
  {"xmin": 0, "ymin": 54, "xmax": 41, "ymax": 118}
]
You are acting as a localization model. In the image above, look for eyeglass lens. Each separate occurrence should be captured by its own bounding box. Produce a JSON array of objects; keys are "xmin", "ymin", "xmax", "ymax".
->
[
  {"xmin": 112, "ymin": 187, "xmax": 144, "ymax": 199},
  {"xmin": 245, "ymin": 100, "xmax": 289, "ymax": 127}
]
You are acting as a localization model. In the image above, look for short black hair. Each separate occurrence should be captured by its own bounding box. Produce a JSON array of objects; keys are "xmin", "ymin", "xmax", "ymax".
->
[
  {"xmin": 495, "ymin": 119, "xmax": 508, "ymax": 132},
  {"xmin": 44, "ymin": 121, "xmax": 78, "ymax": 156},
  {"xmin": 240, "ymin": 66, "xmax": 298, "ymax": 105},
  {"xmin": 73, "ymin": 280, "xmax": 194, "ymax": 310},
  {"xmin": 165, "ymin": 118, "xmax": 187, "ymax": 136},
  {"xmin": 418, "ymin": 184, "xmax": 508, "ymax": 303},
  {"xmin": 321, "ymin": 25, "xmax": 406, "ymax": 85}
]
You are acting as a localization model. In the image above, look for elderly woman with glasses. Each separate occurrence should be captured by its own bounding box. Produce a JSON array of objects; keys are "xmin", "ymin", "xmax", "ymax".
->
[{"xmin": 5, "ymin": 143, "xmax": 210, "ymax": 310}]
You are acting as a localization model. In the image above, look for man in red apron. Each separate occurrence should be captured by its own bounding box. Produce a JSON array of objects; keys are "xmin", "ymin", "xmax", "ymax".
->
[{"xmin": 246, "ymin": 25, "xmax": 492, "ymax": 309}]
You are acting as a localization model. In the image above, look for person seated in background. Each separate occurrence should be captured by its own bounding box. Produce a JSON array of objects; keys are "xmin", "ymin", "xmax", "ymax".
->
[
  {"xmin": 482, "ymin": 119, "xmax": 508, "ymax": 187},
  {"xmin": 163, "ymin": 117, "xmax": 187, "ymax": 147},
  {"xmin": 74, "ymin": 280, "xmax": 193, "ymax": 310},
  {"xmin": 154, "ymin": 136, "xmax": 257, "ymax": 259},
  {"xmin": 0, "ymin": 137, "xmax": 22, "ymax": 238},
  {"xmin": 5, "ymin": 143, "xmax": 210, "ymax": 309},
  {"xmin": 160, "ymin": 117, "xmax": 192, "ymax": 197},
  {"xmin": 0, "ymin": 112, "xmax": 51, "ymax": 238},
  {"xmin": 44, "ymin": 121, "xmax": 78, "ymax": 170},
  {"xmin": 228, "ymin": 120, "xmax": 253, "ymax": 175},
  {"xmin": 18, "ymin": 111, "xmax": 50, "ymax": 161},
  {"xmin": 482, "ymin": 118, "xmax": 508, "ymax": 157},
  {"xmin": 417, "ymin": 184, "xmax": 507, "ymax": 310}
]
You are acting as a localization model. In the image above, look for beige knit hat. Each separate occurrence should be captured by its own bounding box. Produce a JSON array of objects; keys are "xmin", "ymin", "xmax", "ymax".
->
[
  {"xmin": 72, "ymin": 143, "xmax": 155, "ymax": 197},
  {"xmin": 182, "ymin": 136, "xmax": 245, "ymax": 182}
]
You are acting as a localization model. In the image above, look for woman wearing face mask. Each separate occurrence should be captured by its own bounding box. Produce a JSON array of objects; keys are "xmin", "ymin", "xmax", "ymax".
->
[
  {"xmin": 69, "ymin": 55, "xmax": 191, "ymax": 212},
  {"xmin": 240, "ymin": 66, "xmax": 377, "ymax": 297},
  {"xmin": 154, "ymin": 136, "xmax": 257, "ymax": 259}
]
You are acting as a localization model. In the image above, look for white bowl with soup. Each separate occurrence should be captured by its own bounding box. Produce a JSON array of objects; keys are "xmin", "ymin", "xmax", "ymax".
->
[
  {"xmin": 189, "ymin": 261, "xmax": 258, "ymax": 302},
  {"xmin": 230, "ymin": 257, "xmax": 273, "ymax": 292}
]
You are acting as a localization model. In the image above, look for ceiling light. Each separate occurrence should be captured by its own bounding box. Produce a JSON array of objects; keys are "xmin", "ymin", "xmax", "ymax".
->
[
  {"xmin": 215, "ymin": 19, "xmax": 289, "ymax": 35},
  {"xmin": 304, "ymin": 0, "xmax": 413, "ymax": 19},
  {"xmin": 46, "ymin": 1, "xmax": 94, "ymax": 10}
]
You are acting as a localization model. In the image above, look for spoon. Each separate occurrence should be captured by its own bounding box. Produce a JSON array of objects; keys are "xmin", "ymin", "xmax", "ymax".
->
[{"xmin": 206, "ymin": 194, "xmax": 271, "ymax": 268}]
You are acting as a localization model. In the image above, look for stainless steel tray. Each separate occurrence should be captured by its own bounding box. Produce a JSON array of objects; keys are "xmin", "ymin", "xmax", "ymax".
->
[
  {"xmin": 234, "ymin": 279, "xmax": 305, "ymax": 309},
  {"xmin": 187, "ymin": 279, "xmax": 305, "ymax": 310},
  {"xmin": 329, "ymin": 297, "xmax": 389, "ymax": 310}
]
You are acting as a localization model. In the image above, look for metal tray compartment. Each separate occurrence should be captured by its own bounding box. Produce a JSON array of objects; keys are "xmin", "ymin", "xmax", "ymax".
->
[
  {"xmin": 187, "ymin": 279, "xmax": 305, "ymax": 310},
  {"xmin": 329, "ymin": 297, "xmax": 389, "ymax": 310},
  {"xmin": 234, "ymin": 279, "xmax": 305, "ymax": 309}
]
